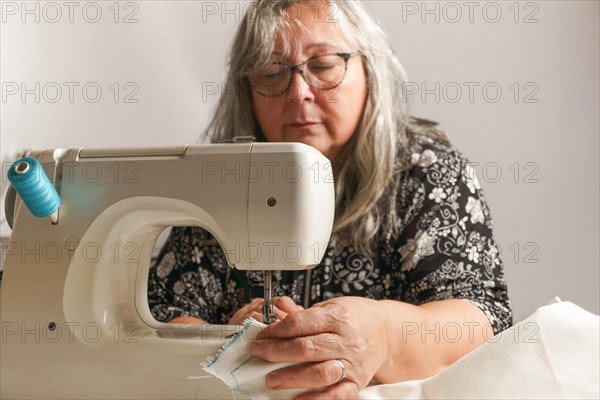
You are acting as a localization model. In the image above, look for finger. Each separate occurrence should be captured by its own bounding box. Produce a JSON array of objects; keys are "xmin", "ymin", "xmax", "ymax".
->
[
  {"xmin": 230, "ymin": 303, "xmax": 288, "ymax": 325},
  {"xmin": 292, "ymin": 379, "xmax": 359, "ymax": 400},
  {"xmin": 251, "ymin": 333, "xmax": 344, "ymax": 363},
  {"xmin": 252, "ymin": 309, "xmax": 288, "ymax": 322},
  {"xmin": 256, "ymin": 306, "xmax": 341, "ymax": 340},
  {"xmin": 274, "ymin": 307, "xmax": 288, "ymax": 321},
  {"xmin": 247, "ymin": 297, "xmax": 264, "ymax": 307},
  {"xmin": 273, "ymin": 296, "xmax": 304, "ymax": 313},
  {"xmin": 250, "ymin": 311, "xmax": 263, "ymax": 323},
  {"xmin": 247, "ymin": 297, "xmax": 288, "ymax": 318},
  {"xmin": 265, "ymin": 359, "xmax": 347, "ymax": 390}
]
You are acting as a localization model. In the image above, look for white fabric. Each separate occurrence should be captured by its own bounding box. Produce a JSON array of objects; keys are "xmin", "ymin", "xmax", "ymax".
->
[
  {"xmin": 202, "ymin": 300, "xmax": 600, "ymax": 399},
  {"xmin": 201, "ymin": 317, "xmax": 305, "ymax": 399},
  {"xmin": 357, "ymin": 300, "xmax": 599, "ymax": 399}
]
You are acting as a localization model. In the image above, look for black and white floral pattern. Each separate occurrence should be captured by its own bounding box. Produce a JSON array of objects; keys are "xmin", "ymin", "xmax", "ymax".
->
[{"xmin": 148, "ymin": 133, "xmax": 512, "ymax": 334}]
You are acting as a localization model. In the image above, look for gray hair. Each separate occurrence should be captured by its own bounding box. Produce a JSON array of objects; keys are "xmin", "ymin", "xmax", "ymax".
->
[{"xmin": 200, "ymin": 0, "xmax": 447, "ymax": 257}]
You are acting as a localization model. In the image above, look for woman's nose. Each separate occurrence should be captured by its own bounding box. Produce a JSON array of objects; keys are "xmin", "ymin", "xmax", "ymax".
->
[{"xmin": 287, "ymin": 69, "xmax": 316, "ymax": 103}]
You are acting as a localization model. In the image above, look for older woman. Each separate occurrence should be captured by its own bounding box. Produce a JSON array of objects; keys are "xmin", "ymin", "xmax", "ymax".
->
[{"xmin": 148, "ymin": 0, "xmax": 512, "ymax": 398}]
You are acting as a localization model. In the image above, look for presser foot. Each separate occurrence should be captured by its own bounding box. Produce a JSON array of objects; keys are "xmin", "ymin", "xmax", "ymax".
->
[{"xmin": 262, "ymin": 304, "xmax": 277, "ymax": 325}]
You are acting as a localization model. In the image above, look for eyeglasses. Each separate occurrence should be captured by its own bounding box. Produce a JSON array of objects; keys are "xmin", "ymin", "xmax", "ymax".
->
[{"xmin": 248, "ymin": 52, "xmax": 361, "ymax": 97}]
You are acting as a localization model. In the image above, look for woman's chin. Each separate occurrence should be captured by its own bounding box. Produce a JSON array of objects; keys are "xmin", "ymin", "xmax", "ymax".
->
[
  {"xmin": 289, "ymin": 136, "xmax": 328, "ymax": 154},
  {"xmin": 275, "ymin": 129, "xmax": 331, "ymax": 157}
]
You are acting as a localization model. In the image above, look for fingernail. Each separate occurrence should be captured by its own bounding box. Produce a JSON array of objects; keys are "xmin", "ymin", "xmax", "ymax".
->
[
  {"xmin": 251, "ymin": 344, "xmax": 263, "ymax": 358},
  {"xmin": 267, "ymin": 374, "xmax": 282, "ymax": 389}
]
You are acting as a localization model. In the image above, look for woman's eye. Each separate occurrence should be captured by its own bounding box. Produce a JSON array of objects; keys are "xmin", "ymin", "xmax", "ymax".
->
[
  {"xmin": 311, "ymin": 64, "xmax": 335, "ymax": 71},
  {"xmin": 264, "ymin": 71, "xmax": 286, "ymax": 81}
]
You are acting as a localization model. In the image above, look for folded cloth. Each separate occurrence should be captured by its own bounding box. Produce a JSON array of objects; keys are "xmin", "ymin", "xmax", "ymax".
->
[
  {"xmin": 201, "ymin": 317, "xmax": 305, "ymax": 400},
  {"xmin": 202, "ymin": 300, "xmax": 599, "ymax": 400}
]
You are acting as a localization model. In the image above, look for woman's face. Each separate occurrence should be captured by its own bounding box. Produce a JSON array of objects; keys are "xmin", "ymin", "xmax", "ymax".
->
[{"xmin": 250, "ymin": 4, "xmax": 368, "ymax": 161}]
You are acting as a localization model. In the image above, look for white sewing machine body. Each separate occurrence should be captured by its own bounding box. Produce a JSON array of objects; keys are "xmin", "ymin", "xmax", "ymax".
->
[{"xmin": 0, "ymin": 142, "xmax": 335, "ymax": 398}]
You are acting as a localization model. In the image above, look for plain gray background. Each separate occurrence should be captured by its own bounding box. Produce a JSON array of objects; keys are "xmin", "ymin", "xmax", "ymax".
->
[{"xmin": 1, "ymin": 0, "xmax": 598, "ymax": 322}]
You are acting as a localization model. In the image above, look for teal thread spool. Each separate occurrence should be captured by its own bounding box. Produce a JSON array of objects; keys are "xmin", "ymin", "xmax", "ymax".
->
[{"xmin": 7, "ymin": 157, "xmax": 61, "ymax": 223}]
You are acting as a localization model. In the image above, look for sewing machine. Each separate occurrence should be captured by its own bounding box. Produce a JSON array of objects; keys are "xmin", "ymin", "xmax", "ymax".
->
[{"xmin": 0, "ymin": 140, "xmax": 335, "ymax": 399}]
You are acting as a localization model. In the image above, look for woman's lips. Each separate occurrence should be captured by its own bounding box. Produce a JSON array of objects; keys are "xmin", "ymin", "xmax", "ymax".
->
[{"xmin": 288, "ymin": 122, "xmax": 321, "ymax": 128}]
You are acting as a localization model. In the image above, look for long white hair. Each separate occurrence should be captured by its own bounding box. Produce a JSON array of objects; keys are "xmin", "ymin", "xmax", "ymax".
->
[{"xmin": 200, "ymin": 0, "xmax": 447, "ymax": 256}]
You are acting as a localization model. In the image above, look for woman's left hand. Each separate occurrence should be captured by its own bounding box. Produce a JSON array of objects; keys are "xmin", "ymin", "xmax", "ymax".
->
[
  {"xmin": 228, "ymin": 296, "xmax": 304, "ymax": 325},
  {"xmin": 250, "ymin": 296, "xmax": 389, "ymax": 400}
]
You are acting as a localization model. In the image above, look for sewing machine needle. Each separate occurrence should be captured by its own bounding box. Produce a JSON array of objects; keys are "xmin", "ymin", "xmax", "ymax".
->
[{"xmin": 262, "ymin": 270, "xmax": 277, "ymax": 325}]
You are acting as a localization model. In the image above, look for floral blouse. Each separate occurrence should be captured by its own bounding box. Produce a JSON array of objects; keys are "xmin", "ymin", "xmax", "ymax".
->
[{"xmin": 148, "ymin": 133, "xmax": 513, "ymax": 334}]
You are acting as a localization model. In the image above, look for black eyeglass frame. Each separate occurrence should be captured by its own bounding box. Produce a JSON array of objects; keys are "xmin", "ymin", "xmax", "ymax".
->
[{"xmin": 248, "ymin": 51, "xmax": 362, "ymax": 97}]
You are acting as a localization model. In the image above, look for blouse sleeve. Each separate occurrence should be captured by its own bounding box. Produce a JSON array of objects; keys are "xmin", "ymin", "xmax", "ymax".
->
[
  {"xmin": 147, "ymin": 226, "xmax": 232, "ymax": 324},
  {"xmin": 393, "ymin": 140, "xmax": 512, "ymax": 334}
]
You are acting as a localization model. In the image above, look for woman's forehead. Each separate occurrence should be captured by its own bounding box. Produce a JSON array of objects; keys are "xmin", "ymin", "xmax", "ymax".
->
[
  {"xmin": 272, "ymin": 20, "xmax": 353, "ymax": 57},
  {"xmin": 273, "ymin": 41, "xmax": 345, "ymax": 56}
]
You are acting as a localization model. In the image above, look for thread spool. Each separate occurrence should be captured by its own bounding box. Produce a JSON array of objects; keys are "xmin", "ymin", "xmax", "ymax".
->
[{"xmin": 7, "ymin": 157, "xmax": 61, "ymax": 223}]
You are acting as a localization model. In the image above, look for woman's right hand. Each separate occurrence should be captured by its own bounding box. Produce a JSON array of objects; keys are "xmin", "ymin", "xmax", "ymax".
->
[{"xmin": 228, "ymin": 296, "xmax": 303, "ymax": 325}]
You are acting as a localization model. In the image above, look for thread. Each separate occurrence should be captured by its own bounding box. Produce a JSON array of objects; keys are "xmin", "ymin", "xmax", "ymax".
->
[
  {"xmin": 189, "ymin": 374, "xmax": 255, "ymax": 400},
  {"xmin": 7, "ymin": 157, "xmax": 61, "ymax": 219}
]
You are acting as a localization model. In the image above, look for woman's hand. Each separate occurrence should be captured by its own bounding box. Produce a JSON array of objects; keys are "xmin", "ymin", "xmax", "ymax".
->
[
  {"xmin": 249, "ymin": 296, "xmax": 389, "ymax": 400},
  {"xmin": 228, "ymin": 296, "xmax": 304, "ymax": 325},
  {"xmin": 168, "ymin": 316, "xmax": 207, "ymax": 324}
]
